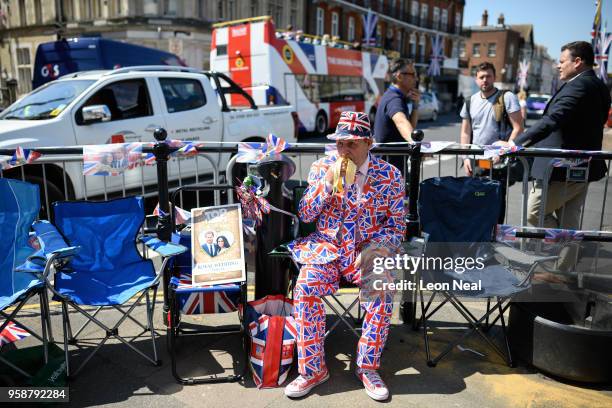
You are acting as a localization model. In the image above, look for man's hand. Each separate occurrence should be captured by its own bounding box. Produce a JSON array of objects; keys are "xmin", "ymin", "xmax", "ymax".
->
[
  {"xmin": 463, "ymin": 158, "xmax": 473, "ymax": 176},
  {"xmin": 355, "ymin": 245, "xmax": 392, "ymax": 270},
  {"xmin": 408, "ymin": 89, "xmax": 421, "ymax": 105}
]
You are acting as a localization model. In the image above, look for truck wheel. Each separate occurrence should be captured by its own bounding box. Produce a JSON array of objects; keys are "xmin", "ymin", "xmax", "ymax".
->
[
  {"xmin": 26, "ymin": 176, "xmax": 65, "ymax": 220},
  {"xmin": 369, "ymin": 107, "xmax": 377, "ymax": 128},
  {"xmin": 315, "ymin": 111, "xmax": 328, "ymax": 137}
]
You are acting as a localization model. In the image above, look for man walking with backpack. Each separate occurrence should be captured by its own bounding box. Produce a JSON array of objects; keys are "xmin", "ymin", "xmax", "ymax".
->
[{"xmin": 460, "ymin": 62, "xmax": 524, "ymax": 221}]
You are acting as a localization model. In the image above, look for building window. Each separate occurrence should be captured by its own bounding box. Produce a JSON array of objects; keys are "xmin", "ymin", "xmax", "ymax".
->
[
  {"xmin": 488, "ymin": 43, "xmax": 496, "ymax": 57},
  {"xmin": 80, "ymin": 0, "xmax": 92, "ymax": 20},
  {"xmin": 316, "ymin": 7, "xmax": 324, "ymax": 36},
  {"xmin": 331, "ymin": 12, "xmax": 339, "ymax": 37},
  {"xmin": 420, "ymin": 4, "xmax": 428, "ymax": 26},
  {"xmin": 376, "ymin": 23, "xmax": 382, "ymax": 47},
  {"xmin": 143, "ymin": 0, "xmax": 157, "ymax": 16},
  {"xmin": 391, "ymin": 0, "xmax": 396, "ymax": 14},
  {"xmin": 441, "ymin": 9, "xmax": 448, "ymax": 31},
  {"xmin": 459, "ymin": 41, "xmax": 466, "ymax": 58},
  {"xmin": 409, "ymin": 32, "xmax": 417, "ymax": 57},
  {"xmin": 62, "ymin": 0, "xmax": 74, "ymax": 20},
  {"xmin": 268, "ymin": 0, "xmax": 282, "ymax": 27},
  {"xmin": 419, "ymin": 33, "xmax": 426, "ymax": 60},
  {"xmin": 116, "ymin": 0, "xmax": 122, "ymax": 16},
  {"xmin": 93, "ymin": 0, "xmax": 103, "ymax": 18},
  {"xmin": 378, "ymin": 0, "xmax": 383, "ymax": 12},
  {"xmin": 18, "ymin": 0, "xmax": 26, "ymax": 26},
  {"xmin": 348, "ymin": 16, "xmax": 355, "ymax": 42},
  {"xmin": 250, "ymin": 1, "xmax": 259, "ymax": 17},
  {"xmin": 411, "ymin": 1, "xmax": 418, "ymax": 16},
  {"xmin": 228, "ymin": 0, "xmax": 238, "ymax": 19},
  {"xmin": 455, "ymin": 12, "xmax": 462, "ymax": 34},
  {"xmin": 396, "ymin": 30, "xmax": 402, "ymax": 52},
  {"xmin": 506, "ymin": 65, "xmax": 513, "ymax": 81},
  {"xmin": 164, "ymin": 0, "xmax": 177, "ymax": 16},
  {"xmin": 34, "ymin": 0, "xmax": 42, "ymax": 24},
  {"xmin": 290, "ymin": 0, "xmax": 298, "ymax": 27},
  {"xmin": 509, "ymin": 43, "xmax": 515, "ymax": 58},
  {"xmin": 451, "ymin": 39, "xmax": 459, "ymax": 58},
  {"xmin": 16, "ymin": 47, "xmax": 32, "ymax": 95},
  {"xmin": 473, "ymin": 43, "xmax": 480, "ymax": 57},
  {"xmin": 399, "ymin": 0, "xmax": 404, "ymax": 18},
  {"xmin": 217, "ymin": 1, "xmax": 224, "ymax": 19},
  {"xmin": 433, "ymin": 7, "xmax": 439, "ymax": 30}
]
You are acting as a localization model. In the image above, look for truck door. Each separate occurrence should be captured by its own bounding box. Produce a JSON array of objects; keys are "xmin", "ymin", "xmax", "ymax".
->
[
  {"xmin": 72, "ymin": 77, "xmax": 160, "ymax": 195},
  {"xmin": 155, "ymin": 76, "xmax": 222, "ymax": 177}
]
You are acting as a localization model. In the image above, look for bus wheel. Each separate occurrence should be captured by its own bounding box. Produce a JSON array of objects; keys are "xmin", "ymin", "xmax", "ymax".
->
[{"xmin": 315, "ymin": 111, "xmax": 328, "ymax": 137}]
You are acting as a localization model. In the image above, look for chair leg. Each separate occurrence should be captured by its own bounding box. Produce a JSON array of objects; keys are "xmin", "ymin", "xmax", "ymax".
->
[
  {"xmin": 484, "ymin": 298, "xmax": 491, "ymax": 332},
  {"xmin": 419, "ymin": 289, "xmax": 435, "ymax": 366},
  {"xmin": 145, "ymin": 289, "xmax": 161, "ymax": 365},
  {"xmin": 496, "ymin": 297, "xmax": 514, "ymax": 367},
  {"xmin": 39, "ymin": 291, "xmax": 49, "ymax": 364},
  {"xmin": 61, "ymin": 302, "xmax": 71, "ymax": 378},
  {"xmin": 42, "ymin": 289, "xmax": 54, "ymax": 343}
]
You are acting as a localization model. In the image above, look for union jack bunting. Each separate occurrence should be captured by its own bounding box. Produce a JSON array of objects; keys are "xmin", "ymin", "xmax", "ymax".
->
[
  {"xmin": 152, "ymin": 203, "xmax": 191, "ymax": 225},
  {"xmin": 496, "ymin": 224, "xmax": 519, "ymax": 242},
  {"xmin": 0, "ymin": 322, "xmax": 30, "ymax": 346},
  {"xmin": 0, "ymin": 147, "xmax": 41, "ymax": 170},
  {"xmin": 482, "ymin": 144, "xmax": 523, "ymax": 159},
  {"xmin": 236, "ymin": 133, "xmax": 289, "ymax": 163},
  {"xmin": 245, "ymin": 295, "xmax": 297, "ymax": 388},
  {"xmin": 172, "ymin": 273, "xmax": 240, "ymax": 314},
  {"xmin": 235, "ymin": 177, "xmax": 270, "ymax": 227},
  {"xmin": 594, "ymin": 24, "xmax": 612, "ymax": 81},
  {"xmin": 517, "ymin": 59, "xmax": 530, "ymax": 91},
  {"xmin": 328, "ymin": 111, "xmax": 372, "ymax": 140}
]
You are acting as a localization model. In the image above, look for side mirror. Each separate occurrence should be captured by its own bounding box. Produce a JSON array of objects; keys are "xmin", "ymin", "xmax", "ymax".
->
[{"xmin": 82, "ymin": 105, "xmax": 111, "ymax": 124}]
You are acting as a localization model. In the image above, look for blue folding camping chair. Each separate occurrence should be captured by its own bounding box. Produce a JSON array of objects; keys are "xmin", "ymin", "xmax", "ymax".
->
[
  {"xmin": 415, "ymin": 176, "xmax": 556, "ymax": 367},
  {"xmin": 39, "ymin": 196, "xmax": 185, "ymax": 378},
  {"xmin": 0, "ymin": 178, "xmax": 76, "ymax": 379}
]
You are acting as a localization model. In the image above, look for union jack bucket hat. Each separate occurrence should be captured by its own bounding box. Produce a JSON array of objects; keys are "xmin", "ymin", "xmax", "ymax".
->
[{"xmin": 327, "ymin": 111, "xmax": 373, "ymax": 140}]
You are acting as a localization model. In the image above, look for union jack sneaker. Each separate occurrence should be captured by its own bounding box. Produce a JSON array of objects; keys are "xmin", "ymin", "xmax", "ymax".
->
[
  {"xmin": 356, "ymin": 368, "xmax": 389, "ymax": 401},
  {"xmin": 284, "ymin": 369, "xmax": 330, "ymax": 398}
]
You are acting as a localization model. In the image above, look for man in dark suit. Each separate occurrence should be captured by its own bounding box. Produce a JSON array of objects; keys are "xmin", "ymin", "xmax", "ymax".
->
[
  {"xmin": 499, "ymin": 41, "xmax": 610, "ymax": 271},
  {"xmin": 201, "ymin": 231, "xmax": 220, "ymax": 257}
]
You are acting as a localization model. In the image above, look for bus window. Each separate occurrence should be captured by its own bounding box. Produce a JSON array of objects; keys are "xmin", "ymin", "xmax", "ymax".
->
[
  {"xmin": 339, "ymin": 76, "xmax": 364, "ymax": 102},
  {"xmin": 319, "ymin": 76, "xmax": 339, "ymax": 103}
]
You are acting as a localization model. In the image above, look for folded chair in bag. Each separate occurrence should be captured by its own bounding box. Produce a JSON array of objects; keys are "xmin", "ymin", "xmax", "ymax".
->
[
  {"xmin": 415, "ymin": 177, "xmax": 556, "ymax": 367},
  {"xmin": 166, "ymin": 187, "xmax": 248, "ymax": 385},
  {"xmin": 41, "ymin": 196, "xmax": 185, "ymax": 378},
  {"xmin": 269, "ymin": 185, "xmax": 362, "ymax": 339}
]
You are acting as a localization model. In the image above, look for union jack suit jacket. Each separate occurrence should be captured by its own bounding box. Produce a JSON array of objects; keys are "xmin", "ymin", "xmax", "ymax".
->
[{"xmin": 288, "ymin": 153, "xmax": 406, "ymax": 272}]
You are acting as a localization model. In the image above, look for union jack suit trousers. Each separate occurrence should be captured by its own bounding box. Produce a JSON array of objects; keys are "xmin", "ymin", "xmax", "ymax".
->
[{"xmin": 288, "ymin": 153, "xmax": 406, "ymax": 376}]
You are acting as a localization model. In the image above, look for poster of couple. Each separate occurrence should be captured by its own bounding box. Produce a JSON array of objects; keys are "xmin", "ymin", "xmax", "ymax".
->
[{"xmin": 191, "ymin": 204, "xmax": 246, "ymax": 286}]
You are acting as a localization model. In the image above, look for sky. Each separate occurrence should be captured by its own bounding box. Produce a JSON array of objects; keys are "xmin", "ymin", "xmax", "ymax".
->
[{"xmin": 464, "ymin": 0, "xmax": 612, "ymax": 71}]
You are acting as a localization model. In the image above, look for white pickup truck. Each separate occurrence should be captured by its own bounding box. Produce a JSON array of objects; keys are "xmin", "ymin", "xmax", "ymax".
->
[{"xmin": 0, "ymin": 66, "xmax": 297, "ymax": 203}]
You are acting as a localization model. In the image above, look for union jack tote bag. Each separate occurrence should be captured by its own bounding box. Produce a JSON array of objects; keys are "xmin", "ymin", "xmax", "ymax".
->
[{"xmin": 245, "ymin": 295, "xmax": 296, "ymax": 388}]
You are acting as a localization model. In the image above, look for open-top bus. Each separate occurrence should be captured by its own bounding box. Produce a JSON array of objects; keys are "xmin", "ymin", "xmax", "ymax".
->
[{"xmin": 211, "ymin": 16, "xmax": 389, "ymax": 136}]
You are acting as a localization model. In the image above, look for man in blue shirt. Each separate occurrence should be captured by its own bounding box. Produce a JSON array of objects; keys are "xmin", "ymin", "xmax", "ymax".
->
[{"xmin": 374, "ymin": 58, "xmax": 420, "ymax": 175}]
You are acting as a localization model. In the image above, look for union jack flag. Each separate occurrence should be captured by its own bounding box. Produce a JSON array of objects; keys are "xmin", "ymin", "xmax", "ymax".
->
[
  {"xmin": 0, "ymin": 322, "xmax": 30, "ymax": 346},
  {"xmin": 152, "ymin": 203, "xmax": 191, "ymax": 225},
  {"xmin": 175, "ymin": 273, "xmax": 240, "ymax": 314}
]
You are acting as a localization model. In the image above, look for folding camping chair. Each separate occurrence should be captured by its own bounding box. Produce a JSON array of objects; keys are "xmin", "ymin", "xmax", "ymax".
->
[
  {"xmin": 270, "ymin": 185, "xmax": 362, "ymax": 340},
  {"xmin": 39, "ymin": 196, "xmax": 185, "ymax": 378},
  {"xmin": 0, "ymin": 178, "xmax": 77, "ymax": 380},
  {"xmin": 166, "ymin": 186, "xmax": 248, "ymax": 385},
  {"xmin": 414, "ymin": 176, "xmax": 557, "ymax": 367}
]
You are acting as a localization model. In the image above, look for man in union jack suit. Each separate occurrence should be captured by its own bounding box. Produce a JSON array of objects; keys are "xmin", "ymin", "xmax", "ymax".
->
[{"xmin": 284, "ymin": 111, "xmax": 406, "ymax": 401}]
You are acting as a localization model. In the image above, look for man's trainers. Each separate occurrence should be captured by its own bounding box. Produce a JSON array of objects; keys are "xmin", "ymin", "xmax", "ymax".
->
[
  {"xmin": 355, "ymin": 368, "xmax": 389, "ymax": 401},
  {"xmin": 284, "ymin": 370, "xmax": 330, "ymax": 398}
]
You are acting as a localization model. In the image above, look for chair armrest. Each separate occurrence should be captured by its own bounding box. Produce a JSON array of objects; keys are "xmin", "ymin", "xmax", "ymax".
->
[
  {"xmin": 32, "ymin": 220, "xmax": 79, "ymax": 257},
  {"xmin": 140, "ymin": 234, "xmax": 187, "ymax": 258},
  {"xmin": 494, "ymin": 243, "xmax": 559, "ymax": 266},
  {"xmin": 269, "ymin": 243, "xmax": 291, "ymax": 257}
]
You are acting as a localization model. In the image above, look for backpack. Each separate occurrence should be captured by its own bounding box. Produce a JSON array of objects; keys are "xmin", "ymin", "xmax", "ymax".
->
[{"xmin": 465, "ymin": 89, "xmax": 512, "ymax": 143}]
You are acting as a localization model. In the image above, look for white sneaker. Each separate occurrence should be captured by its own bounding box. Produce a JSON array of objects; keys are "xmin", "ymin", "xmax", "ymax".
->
[
  {"xmin": 355, "ymin": 368, "xmax": 390, "ymax": 401},
  {"xmin": 284, "ymin": 369, "xmax": 330, "ymax": 398}
]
